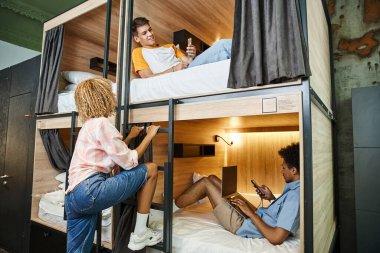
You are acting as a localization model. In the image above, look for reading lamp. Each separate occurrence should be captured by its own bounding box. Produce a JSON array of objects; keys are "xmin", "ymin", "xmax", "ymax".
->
[{"xmin": 214, "ymin": 135, "xmax": 233, "ymax": 146}]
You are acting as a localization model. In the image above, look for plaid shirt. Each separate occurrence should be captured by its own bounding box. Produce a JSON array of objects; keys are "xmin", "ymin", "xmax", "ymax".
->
[{"xmin": 66, "ymin": 117, "xmax": 138, "ymax": 193}]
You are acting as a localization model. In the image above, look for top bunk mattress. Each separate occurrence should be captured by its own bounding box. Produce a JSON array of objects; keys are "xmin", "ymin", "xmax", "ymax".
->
[
  {"xmin": 130, "ymin": 59, "xmax": 231, "ymax": 103},
  {"xmin": 57, "ymin": 60, "xmax": 231, "ymax": 113}
]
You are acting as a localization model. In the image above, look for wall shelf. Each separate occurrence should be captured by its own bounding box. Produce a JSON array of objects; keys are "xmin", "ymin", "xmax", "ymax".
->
[{"xmin": 174, "ymin": 143, "xmax": 215, "ymax": 158}]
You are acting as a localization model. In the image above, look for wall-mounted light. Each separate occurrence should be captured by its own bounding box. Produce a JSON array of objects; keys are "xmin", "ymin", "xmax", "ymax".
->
[{"xmin": 214, "ymin": 134, "xmax": 233, "ymax": 146}]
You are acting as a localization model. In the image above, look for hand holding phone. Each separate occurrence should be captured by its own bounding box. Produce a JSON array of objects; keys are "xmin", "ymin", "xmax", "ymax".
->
[
  {"xmin": 251, "ymin": 179, "xmax": 265, "ymax": 196},
  {"xmin": 251, "ymin": 180, "xmax": 276, "ymax": 201},
  {"xmin": 186, "ymin": 37, "xmax": 196, "ymax": 59}
]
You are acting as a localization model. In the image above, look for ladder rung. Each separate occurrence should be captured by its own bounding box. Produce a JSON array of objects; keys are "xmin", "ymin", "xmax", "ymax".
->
[
  {"xmin": 158, "ymin": 165, "xmax": 165, "ymax": 171},
  {"xmin": 158, "ymin": 128, "xmax": 169, "ymax": 133},
  {"xmin": 151, "ymin": 202, "xmax": 164, "ymax": 210},
  {"xmin": 149, "ymin": 242, "xmax": 164, "ymax": 251}
]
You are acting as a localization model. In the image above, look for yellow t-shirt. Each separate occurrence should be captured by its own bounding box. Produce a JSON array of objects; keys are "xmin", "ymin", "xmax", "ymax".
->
[{"xmin": 132, "ymin": 44, "xmax": 185, "ymax": 74}]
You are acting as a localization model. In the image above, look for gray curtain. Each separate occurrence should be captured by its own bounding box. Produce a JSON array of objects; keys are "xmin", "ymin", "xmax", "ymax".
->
[
  {"xmin": 113, "ymin": 204, "xmax": 146, "ymax": 253},
  {"xmin": 227, "ymin": 0, "xmax": 311, "ymax": 88},
  {"xmin": 35, "ymin": 25, "xmax": 64, "ymax": 114},
  {"xmin": 40, "ymin": 129, "xmax": 70, "ymax": 171}
]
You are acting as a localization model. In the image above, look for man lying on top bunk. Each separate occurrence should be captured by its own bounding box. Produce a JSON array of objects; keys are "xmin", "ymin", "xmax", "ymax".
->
[
  {"xmin": 175, "ymin": 143, "xmax": 300, "ymax": 245},
  {"xmin": 131, "ymin": 17, "xmax": 232, "ymax": 78}
]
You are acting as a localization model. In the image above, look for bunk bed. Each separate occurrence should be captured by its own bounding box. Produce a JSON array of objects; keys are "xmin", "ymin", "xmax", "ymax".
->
[{"xmin": 30, "ymin": 0, "xmax": 336, "ymax": 253}]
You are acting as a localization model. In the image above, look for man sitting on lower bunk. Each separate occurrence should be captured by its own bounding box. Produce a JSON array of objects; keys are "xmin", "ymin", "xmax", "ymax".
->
[
  {"xmin": 131, "ymin": 16, "xmax": 232, "ymax": 78},
  {"xmin": 175, "ymin": 143, "xmax": 300, "ymax": 245}
]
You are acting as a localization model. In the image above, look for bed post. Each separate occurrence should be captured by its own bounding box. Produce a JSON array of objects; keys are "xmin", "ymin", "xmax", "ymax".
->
[
  {"xmin": 298, "ymin": 0, "xmax": 314, "ymax": 252},
  {"xmin": 123, "ymin": 0, "xmax": 134, "ymax": 138},
  {"xmin": 113, "ymin": 0, "xmax": 127, "ymax": 238},
  {"xmin": 116, "ymin": 0, "xmax": 127, "ymax": 130},
  {"xmin": 102, "ymin": 0, "xmax": 112, "ymax": 79},
  {"xmin": 63, "ymin": 111, "xmax": 78, "ymax": 221},
  {"xmin": 163, "ymin": 99, "xmax": 175, "ymax": 252}
]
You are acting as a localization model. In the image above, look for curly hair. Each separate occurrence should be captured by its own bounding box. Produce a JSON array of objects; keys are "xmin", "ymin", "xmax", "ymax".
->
[
  {"xmin": 74, "ymin": 78, "xmax": 116, "ymax": 122},
  {"xmin": 278, "ymin": 142, "xmax": 300, "ymax": 173},
  {"xmin": 132, "ymin": 17, "xmax": 150, "ymax": 36}
]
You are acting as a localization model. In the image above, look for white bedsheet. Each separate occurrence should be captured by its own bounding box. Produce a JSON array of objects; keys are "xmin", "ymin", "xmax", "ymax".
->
[
  {"xmin": 38, "ymin": 190, "xmax": 112, "ymax": 242},
  {"xmin": 147, "ymin": 209, "xmax": 300, "ymax": 253},
  {"xmin": 57, "ymin": 60, "xmax": 231, "ymax": 112},
  {"xmin": 57, "ymin": 83, "xmax": 117, "ymax": 113},
  {"xmin": 130, "ymin": 59, "xmax": 231, "ymax": 103}
]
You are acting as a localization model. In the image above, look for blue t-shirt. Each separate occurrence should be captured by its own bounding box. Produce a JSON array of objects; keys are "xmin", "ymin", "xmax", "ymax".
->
[{"xmin": 235, "ymin": 180, "xmax": 300, "ymax": 238}]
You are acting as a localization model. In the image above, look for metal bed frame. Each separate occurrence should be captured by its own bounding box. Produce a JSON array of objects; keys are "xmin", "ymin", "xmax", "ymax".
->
[{"xmin": 36, "ymin": 0, "xmax": 337, "ymax": 252}]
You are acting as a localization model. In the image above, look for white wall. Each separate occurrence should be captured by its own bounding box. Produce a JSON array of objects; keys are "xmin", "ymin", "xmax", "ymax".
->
[{"xmin": 0, "ymin": 40, "xmax": 40, "ymax": 70}]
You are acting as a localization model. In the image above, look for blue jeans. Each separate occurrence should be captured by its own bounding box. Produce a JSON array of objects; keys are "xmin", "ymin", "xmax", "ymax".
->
[
  {"xmin": 188, "ymin": 39, "xmax": 232, "ymax": 68},
  {"xmin": 65, "ymin": 164, "xmax": 148, "ymax": 253}
]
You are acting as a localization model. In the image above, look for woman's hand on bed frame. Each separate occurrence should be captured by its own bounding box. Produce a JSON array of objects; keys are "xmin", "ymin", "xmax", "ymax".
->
[
  {"xmin": 124, "ymin": 126, "xmax": 144, "ymax": 145},
  {"xmin": 134, "ymin": 125, "xmax": 160, "ymax": 159}
]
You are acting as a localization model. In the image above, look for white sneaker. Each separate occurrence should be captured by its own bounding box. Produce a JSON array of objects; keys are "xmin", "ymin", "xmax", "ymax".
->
[{"xmin": 128, "ymin": 228, "xmax": 163, "ymax": 251}]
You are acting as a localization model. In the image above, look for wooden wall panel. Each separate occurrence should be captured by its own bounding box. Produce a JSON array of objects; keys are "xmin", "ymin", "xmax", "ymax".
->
[
  {"xmin": 31, "ymin": 129, "xmax": 63, "ymax": 220},
  {"xmin": 307, "ymin": 0, "xmax": 332, "ymax": 108},
  {"xmin": 151, "ymin": 120, "xmax": 227, "ymax": 203},
  {"xmin": 311, "ymin": 104, "xmax": 336, "ymax": 253},
  {"xmin": 60, "ymin": 0, "xmax": 120, "ymax": 82},
  {"xmin": 227, "ymin": 132, "xmax": 300, "ymax": 195},
  {"xmin": 133, "ymin": 0, "xmax": 234, "ymax": 49}
]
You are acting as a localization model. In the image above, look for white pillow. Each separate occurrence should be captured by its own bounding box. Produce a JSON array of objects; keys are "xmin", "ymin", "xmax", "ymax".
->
[
  {"xmin": 55, "ymin": 172, "xmax": 66, "ymax": 183},
  {"xmin": 62, "ymin": 71, "xmax": 98, "ymax": 84},
  {"xmin": 64, "ymin": 83, "xmax": 77, "ymax": 91}
]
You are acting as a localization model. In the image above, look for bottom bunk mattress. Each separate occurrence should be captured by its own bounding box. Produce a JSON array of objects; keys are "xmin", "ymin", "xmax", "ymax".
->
[
  {"xmin": 38, "ymin": 189, "xmax": 112, "ymax": 242},
  {"xmin": 147, "ymin": 209, "xmax": 300, "ymax": 253}
]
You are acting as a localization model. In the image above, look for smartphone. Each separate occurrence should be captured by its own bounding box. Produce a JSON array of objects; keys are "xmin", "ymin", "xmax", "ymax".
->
[{"xmin": 251, "ymin": 179, "xmax": 265, "ymax": 195}]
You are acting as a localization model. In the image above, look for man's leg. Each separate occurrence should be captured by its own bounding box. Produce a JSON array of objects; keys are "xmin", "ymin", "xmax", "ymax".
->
[
  {"xmin": 175, "ymin": 175, "xmax": 222, "ymax": 208},
  {"xmin": 188, "ymin": 39, "xmax": 232, "ymax": 68}
]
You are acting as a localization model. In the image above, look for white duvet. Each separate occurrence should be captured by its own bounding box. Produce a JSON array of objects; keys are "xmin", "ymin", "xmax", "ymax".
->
[
  {"xmin": 147, "ymin": 209, "xmax": 300, "ymax": 253},
  {"xmin": 57, "ymin": 60, "xmax": 231, "ymax": 112}
]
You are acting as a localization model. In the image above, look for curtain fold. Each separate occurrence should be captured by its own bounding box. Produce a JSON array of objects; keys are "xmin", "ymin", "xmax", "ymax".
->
[
  {"xmin": 113, "ymin": 204, "xmax": 146, "ymax": 253},
  {"xmin": 35, "ymin": 25, "xmax": 64, "ymax": 114},
  {"xmin": 228, "ymin": 0, "xmax": 311, "ymax": 88},
  {"xmin": 40, "ymin": 129, "xmax": 70, "ymax": 171}
]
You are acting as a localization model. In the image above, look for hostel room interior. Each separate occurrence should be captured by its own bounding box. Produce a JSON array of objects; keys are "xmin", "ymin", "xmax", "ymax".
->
[{"xmin": 0, "ymin": 0, "xmax": 379, "ymax": 253}]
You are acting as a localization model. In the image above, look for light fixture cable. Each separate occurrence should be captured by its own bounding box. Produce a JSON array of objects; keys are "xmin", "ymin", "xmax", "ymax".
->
[{"xmin": 214, "ymin": 135, "xmax": 233, "ymax": 146}]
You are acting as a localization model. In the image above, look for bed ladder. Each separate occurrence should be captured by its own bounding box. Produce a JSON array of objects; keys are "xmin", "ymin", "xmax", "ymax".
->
[{"xmin": 125, "ymin": 99, "xmax": 177, "ymax": 253}]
